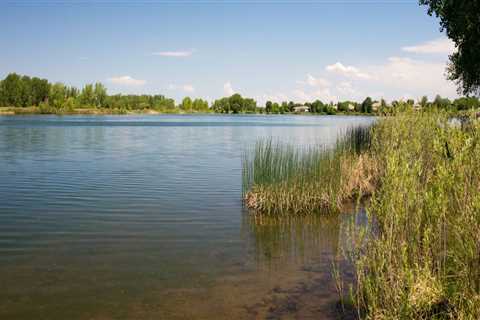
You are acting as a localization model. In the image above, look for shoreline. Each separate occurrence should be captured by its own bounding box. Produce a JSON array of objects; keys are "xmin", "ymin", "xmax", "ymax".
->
[{"xmin": 0, "ymin": 107, "xmax": 377, "ymax": 117}]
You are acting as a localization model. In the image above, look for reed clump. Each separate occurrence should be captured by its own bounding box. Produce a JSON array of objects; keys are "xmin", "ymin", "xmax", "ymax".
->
[
  {"xmin": 344, "ymin": 111, "xmax": 480, "ymax": 319},
  {"xmin": 242, "ymin": 125, "xmax": 376, "ymax": 215}
]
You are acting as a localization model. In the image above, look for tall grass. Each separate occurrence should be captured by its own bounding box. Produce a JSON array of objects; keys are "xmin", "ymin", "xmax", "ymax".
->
[
  {"xmin": 242, "ymin": 125, "xmax": 375, "ymax": 215},
  {"xmin": 342, "ymin": 111, "xmax": 480, "ymax": 319}
]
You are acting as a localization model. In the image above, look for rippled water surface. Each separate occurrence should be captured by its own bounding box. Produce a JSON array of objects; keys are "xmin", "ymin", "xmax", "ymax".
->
[{"xmin": 0, "ymin": 115, "xmax": 374, "ymax": 319}]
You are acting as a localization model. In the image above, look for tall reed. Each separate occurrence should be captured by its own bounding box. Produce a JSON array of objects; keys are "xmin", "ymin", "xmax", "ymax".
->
[{"xmin": 242, "ymin": 125, "xmax": 375, "ymax": 215}]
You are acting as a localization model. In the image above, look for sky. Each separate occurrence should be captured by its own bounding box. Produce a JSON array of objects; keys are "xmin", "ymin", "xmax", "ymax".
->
[{"xmin": 0, "ymin": 0, "xmax": 459, "ymax": 105}]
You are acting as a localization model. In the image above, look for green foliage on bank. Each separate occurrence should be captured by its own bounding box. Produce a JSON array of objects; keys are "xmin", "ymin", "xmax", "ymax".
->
[
  {"xmin": 338, "ymin": 111, "xmax": 480, "ymax": 319},
  {"xmin": 1, "ymin": 73, "xmax": 480, "ymax": 115}
]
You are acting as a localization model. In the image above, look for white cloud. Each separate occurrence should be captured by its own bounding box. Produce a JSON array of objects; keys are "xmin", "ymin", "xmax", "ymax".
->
[
  {"xmin": 402, "ymin": 37, "xmax": 455, "ymax": 54},
  {"xmin": 336, "ymin": 81, "xmax": 357, "ymax": 96},
  {"xmin": 259, "ymin": 92, "xmax": 290, "ymax": 105},
  {"xmin": 294, "ymin": 52, "xmax": 457, "ymax": 103},
  {"xmin": 107, "ymin": 76, "xmax": 146, "ymax": 86},
  {"xmin": 152, "ymin": 50, "xmax": 194, "ymax": 57},
  {"xmin": 182, "ymin": 84, "xmax": 195, "ymax": 93},
  {"xmin": 168, "ymin": 84, "xmax": 195, "ymax": 93},
  {"xmin": 366, "ymin": 56, "xmax": 456, "ymax": 99},
  {"xmin": 293, "ymin": 88, "xmax": 337, "ymax": 103},
  {"xmin": 326, "ymin": 62, "xmax": 371, "ymax": 80},
  {"xmin": 297, "ymin": 74, "xmax": 330, "ymax": 87},
  {"xmin": 224, "ymin": 81, "xmax": 235, "ymax": 96}
]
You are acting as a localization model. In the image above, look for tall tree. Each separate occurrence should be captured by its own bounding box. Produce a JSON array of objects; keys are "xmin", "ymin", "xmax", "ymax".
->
[
  {"xmin": 31, "ymin": 77, "xmax": 50, "ymax": 105},
  {"xmin": 79, "ymin": 84, "xmax": 95, "ymax": 106},
  {"xmin": 1, "ymin": 73, "xmax": 23, "ymax": 107},
  {"xmin": 181, "ymin": 97, "xmax": 192, "ymax": 112},
  {"xmin": 265, "ymin": 101, "xmax": 272, "ymax": 113},
  {"xmin": 94, "ymin": 83, "xmax": 107, "ymax": 107},
  {"xmin": 361, "ymin": 97, "xmax": 373, "ymax": 113},
  {"xmin": 420, "ymin": 1, "xmax": 480, "ymax": 95}
]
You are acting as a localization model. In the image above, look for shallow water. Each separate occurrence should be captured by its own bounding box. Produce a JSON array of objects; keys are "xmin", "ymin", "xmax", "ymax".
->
[{"xmin": 0, "ymin": 114, "xmax": 374, "ymax": 319}]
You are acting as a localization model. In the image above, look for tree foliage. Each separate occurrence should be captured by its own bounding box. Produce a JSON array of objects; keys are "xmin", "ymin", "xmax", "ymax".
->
[{"xmin": 420, "ymin": 0, "xmax": 480, "ymax": 96}]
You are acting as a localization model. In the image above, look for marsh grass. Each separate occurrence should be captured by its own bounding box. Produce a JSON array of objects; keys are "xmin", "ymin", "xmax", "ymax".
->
[
  {"xmin": 244, "ymin": 111, "xmax": 480, "ymax": 318},
  {"xmin": 242, "ymin": 125, "xmax": 375, "ymax": 215},
  {"xmin": 342, "ymin": 111, "xmax": 480, "ymax": 319}
]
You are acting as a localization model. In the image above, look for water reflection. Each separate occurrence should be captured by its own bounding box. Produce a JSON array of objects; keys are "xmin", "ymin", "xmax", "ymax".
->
[
  {"xmin": 244, "ymin": 214, "xmax": 341, "ymax": 270},
  {"xmin": 0, "ymin": 115, "xmax": 375, "ymax": 319}
]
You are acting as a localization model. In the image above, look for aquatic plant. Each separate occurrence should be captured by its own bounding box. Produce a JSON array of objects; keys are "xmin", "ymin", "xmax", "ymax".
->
[{"xmin": 242, "ymin": 125, "xmax": 376, "ymax": 215}]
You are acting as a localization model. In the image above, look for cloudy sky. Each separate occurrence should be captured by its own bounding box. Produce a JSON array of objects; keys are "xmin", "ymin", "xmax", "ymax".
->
[{"xmin": 0, "ymin": 1, "xmax": 458, "ymax": 104}]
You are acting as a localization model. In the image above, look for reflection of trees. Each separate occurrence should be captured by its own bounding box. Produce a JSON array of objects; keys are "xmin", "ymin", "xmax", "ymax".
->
[
  {"xmin": 241, "ymin": 212, "xmax": 342, "ymax": 271},
  {"xmin": 0, "ymin": 123, "xmax": 106, "ymax": 159}
]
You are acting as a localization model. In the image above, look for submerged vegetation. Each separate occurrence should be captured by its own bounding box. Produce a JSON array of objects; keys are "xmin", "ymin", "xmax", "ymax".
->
[{"xmin": 244, "ymin": 110, "xmax": 480, "ymax": 318}]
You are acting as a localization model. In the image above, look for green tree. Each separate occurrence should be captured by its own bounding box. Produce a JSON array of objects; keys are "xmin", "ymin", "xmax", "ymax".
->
[
  {"xmin": 192, "ymin": 98, "xmax": 208, "ymax": 112},
  {"xmin": 265, "ymin": 101, "xmax": 272, "ymax": 113},
  {"xmin": 94, "ymin": 83, "xmax": 107, "ymax": 107},
  {"xmin": 79, "ymin": 84, "xmax": 95, "ymax": 106},
  {"xmin": 361, "ymin": 97, "xmax": 373, "ymax": 113},
  {"xmin": 49, "ymin": 83, "xmax": 67, "ymax": 109},
  {"xmin": 420, "ymin": 1, "xmax": 480, "ymax": 95},
  {"xmin": 19, "ymin": 75, "xmax": 33, "ymax": 107},
  {"xmin": 1, "ymin": 73, "xmax": 23, "ymax": 107},
  {"xmin": 31, "ymin": 77, "xmax": 50, "ymax": 106},
  {"xmin": 181, "ymin": 97, "xmax": 193, "ymax": 112}
]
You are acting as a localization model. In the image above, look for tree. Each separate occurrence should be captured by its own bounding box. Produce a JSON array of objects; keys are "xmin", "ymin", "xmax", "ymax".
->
[
  {"xmin": 381, "ymin": 98, "xmax": 387, "ymax": 108},
  {"xmin": 31, "ymin": 77, "xmax": 50, "ymax": 106},
  {"xmin": 192, "ymin": 98, "xmax": 208, "ymax": 112},
  {"xmin": 454, "ymin": 97, "xmax": 480, "ymax": 110},
  {"xmin": 19, "ymin": 75, "xmax": 33, "ymax": 107},
  {"xmin": 1, "ymin": 73, "xmax": 23, "ymax": 107},
  {"xmin": 311, "ymin": 100, "xmax": 325, "ymax": 113},
  {"xmin": 420, "ymin": 1, "xmax": 480, "ymax": 95},
  {"xmin": 181, "ymin": 97, "xmax": 192, "ymax": 112},
  {"xmin": 94, "ymin": 83, "xmax": 107, "ymax": 107},
  {"xmin": 361, "ymin": 97, "xmax": 373, "ymax": 113},
  {"xmin": 288, "ymin": 101, "xmax": 295, "ymax": 112},
  {"xmin": 433, "ymin": 94, "xmax": 451, "ymax": 109},
  {"xmin": 265, "ymin": 101, "xmax": 272, "ymax": 113},
  {"xmin": 49, "ymin": 83, "xmax": 67, "ymax": 109},
  {"xmin": 79, "ymin": 84, "xmax": 95, "ymax": 106},
  {"xmin": 420, "ymin": 96, "xmax": 429, "ymax": 108}
]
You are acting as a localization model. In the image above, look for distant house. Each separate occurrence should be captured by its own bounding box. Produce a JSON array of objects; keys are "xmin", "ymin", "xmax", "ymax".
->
[
  {"xmin": 372, "ymin": 101, "xmax": 382, "ymax": 112},
  {"xmin": 347, "ymin": 103, "xmax": 355, "ymax": 111},
  {"xmin": 293, "ymin": 105, "xmax": 310, "ymax": 113}
]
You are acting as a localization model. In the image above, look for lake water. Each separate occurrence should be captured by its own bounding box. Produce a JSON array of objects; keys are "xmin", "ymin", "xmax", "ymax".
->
[{"xmin": 0, "ymin": 115, "xmax": 374, "ymax": 320}]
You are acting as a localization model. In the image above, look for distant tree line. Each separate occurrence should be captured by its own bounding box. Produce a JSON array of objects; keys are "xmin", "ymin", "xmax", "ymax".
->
[{"xmin": 1, "ymin": 73, "xmax": 479, "ymax": 114}]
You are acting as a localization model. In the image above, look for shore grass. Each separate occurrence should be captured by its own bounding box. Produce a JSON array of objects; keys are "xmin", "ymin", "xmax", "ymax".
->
[
  {"xmin": 243, "ymin": 110, "xmax": 480, "ymax": 318},
  {"xmin": 242, "ymin": 125, "xmax": 376, "ymax": 215},
  {"xmin": 341, "ymin": 111, "xmax": 480, "ymax": 319}
]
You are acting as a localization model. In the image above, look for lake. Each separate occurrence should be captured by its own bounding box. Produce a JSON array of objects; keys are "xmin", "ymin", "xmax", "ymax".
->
[{"xmin": 0, "ymin": 114, "xmax": 374, "ymax": 320}]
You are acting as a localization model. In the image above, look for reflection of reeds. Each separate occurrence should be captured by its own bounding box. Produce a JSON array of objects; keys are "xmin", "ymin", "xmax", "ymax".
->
[
  {"xmin": 243, "ymin": 214, "xmax": 342, "ymax": 270},
  {"xmin": 242, "ymin": 126, "xmax": 376, "ymax": 215}
]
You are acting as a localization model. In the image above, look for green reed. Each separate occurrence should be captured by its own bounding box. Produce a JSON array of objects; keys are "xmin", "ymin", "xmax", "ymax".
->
[{"xmin": 242, "ymin": 125, "xmax": 373, "ymax": 215}]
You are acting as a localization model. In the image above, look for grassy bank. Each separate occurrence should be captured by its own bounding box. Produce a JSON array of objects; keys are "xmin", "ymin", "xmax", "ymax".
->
[
  {"xmin": 243, "ymin": 110, "xmax": 480, "ymax": 318},
  {"xmin": 242, "ymin": 125, "xmax": 376, "ymax": 215},
  {"xmin": 341, "ymin": 112, "xmax": 480, "ymax": 319}
]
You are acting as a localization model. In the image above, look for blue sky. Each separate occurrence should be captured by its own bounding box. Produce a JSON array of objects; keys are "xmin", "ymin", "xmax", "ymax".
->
[{"xmin": 0, "ymin": 1, "xmax": 458, "ymax": 104}]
